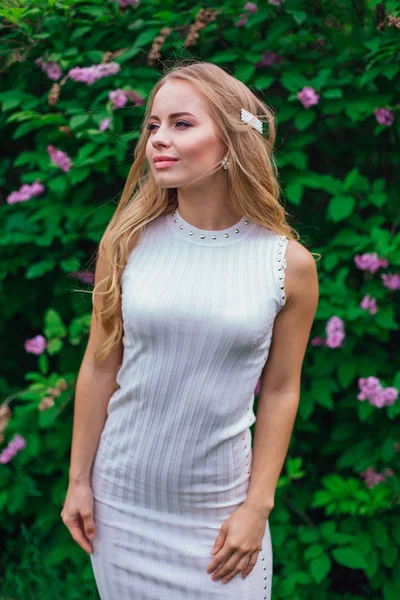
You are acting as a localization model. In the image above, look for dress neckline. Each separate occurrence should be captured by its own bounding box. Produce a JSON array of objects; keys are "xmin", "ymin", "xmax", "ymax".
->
[{"xmin": 166, "ymin": 206, "xmax": 255, "ymax": 247}]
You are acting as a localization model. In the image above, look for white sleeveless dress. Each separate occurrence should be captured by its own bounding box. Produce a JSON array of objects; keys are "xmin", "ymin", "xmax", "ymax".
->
[{"xmin": 90, "ymin": 206, "xmax": 289, "ymax": 599}]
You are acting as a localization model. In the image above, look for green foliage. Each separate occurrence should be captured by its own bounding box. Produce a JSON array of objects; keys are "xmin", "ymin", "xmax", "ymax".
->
[{"xmin": 1, "ymin": 0, "xmax": 399, "ymax": 598}]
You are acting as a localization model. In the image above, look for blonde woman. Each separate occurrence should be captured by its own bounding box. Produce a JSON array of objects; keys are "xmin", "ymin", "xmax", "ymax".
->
[{"xmin": 61, "ymin": 60, "xmax": 319, "ymax": 599}]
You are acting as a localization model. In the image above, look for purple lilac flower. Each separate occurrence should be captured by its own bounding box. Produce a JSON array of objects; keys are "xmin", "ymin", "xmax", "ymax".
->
[
  {"xmin": 310, "ymin": 336, "xmax": 326, "ymax": 346},
  {"xmin": 360, "ymin": 466, "xmax": 394, "ymax": 489},
  {"xmin": 109, "ymin": 89, "xmax": 128, "ymax": 109},
  {"xmin": 381, "ymin": 273, "xmax": 400, "ymax": 290},
  {"xmin": 354, "ymin": 252, "xmax": 388, "ymax": 274},
  {"xmin": 69, "ymin": 271, "xmax": 95, "ymax": 285},
  {"xmin": 110, "ymin": 0, "xmax": 140, "ymax": 6},
  {"xmin": 310, "ymin": 317, "xmax": 345, "ymax": 348},
  {"xmin": 374, "ymin": 108, "xmax": 395, "ymax": 127},
  {"xmin": 235, "ymin": 15, "xmax": 248, "ymax": 27},
  {"xmin": 0, "ymin": 434, "xmax": 27, "ymax": 464},
  {"xmin": 358, "ymin": 376, "xmax": 398, "ymax": 408},
  {"xmin": 297, "ymin": 86, "xmax": 320, "ymax": 109},
  {"xmin": 6, "ymin": 180, "xmax": 45, "ymax": 205},
  {"xmin": 254, "ymin": 379, "xmax": 261, "ymax": 396},
  {"xmin": 125, "ymin": 90, "xmax": 145, "ymax": 106},
  {"xmin": 255, "ymin": 51, "xmax": 283, "ymax": 68},
  {"xmin": 325, "ymin": 316, "xmax": 345, "ymax": 348},
  {"xmin": 68, "ymin": 62, "xmax": 121, "ymax": 86},
  {"xmin": 269, "ymin": 0, "xmax": 285, "ymax": 5},
  {"xmin": 47, "ymin": 145, "xmax": 72, "ymax": 172},
  {"xmin": 244, "ymin": 2, "xmax": 258, "ymax": 12},
  {"xmin": 35, "ymin": 57, "xmax": 62, "ymax": 81},
  {"xmin": 99, "ymin": 118, "xmax": 111, "ymax": 131},
  {"xmin": 360, "ymin": 294, "xmax": 378, "ymax": 315},
  {"xmin": 24, "ymin": 334, "xmax": 47, "ymax": 355}
]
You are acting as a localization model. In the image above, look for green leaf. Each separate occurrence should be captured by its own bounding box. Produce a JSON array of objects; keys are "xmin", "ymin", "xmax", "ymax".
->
[
  {"xmin": 309, "ymin": 554, "xmax": 331, "ymax": 583},
  {"xmin": 46, "ymin": 338, "xmax": 64, "ymax": 355},
  {"xmin": 210, "ymin": 50, "xmax": 239, "ymax": 64},
  {"xmin": 381, "ymin": 546, "xmax": 398, "ymax": 568},
  {"xmin": 337, "ymin": 361, "xmax": 356, "ymax": 388},
  {"xmin": 364, "ymin": 38, "xmax": 381, "ymax": 52},
  {"xmin": 284, "ymin": 181, "xmax": 303, "ymax": 205},
  {"xmin": 48, "ymin": 176, "xmax": 69, "ymax": 196},
  {"xmin": 369, "ymin": 192, "xmax": 386, "ymax": 208},
  {"xmin": 294, "ymin": 110, "xmax": 316, "ymax": 131},
  {"xmin": 69, "ymin": 114, "xmax": 90, "ymax": 130},
  {"xmin": 254, "ymin": 74, "xmax": 274, "ymax": 90},
  {"xmin": 60, "ymin": 258, "xmax": 81, "ymax": 273},
  {"xmin": 134, "ymin": 28, "xmax": 162, "ymax": 48},
  {"xmin": 323, "ymin": 88, "xmax": 343, "ymax": 99},
  {"xmin": 369, "ymin": 520, "xmax": 390, "ymax": 549},
  {"xmin": 38, "ymin": 352, "xmax": 49, "ymax": 375},
  {"xmin": 285, "ymin": 9, "xmax": 307, "ymax": 24},
  {"xmin": 383, "ymin": 581, "xmax": 400, "ymax": 600},
  {"xmin": 332, "ymin": 547, "xmax": 367, "ymax": 570},
  {"xmin": 234, "ymin": 63, "xmax": 256, "ymax": 84},
  {"xmin": 44, "ymin": 308, "xmax": 67, "ymax": 338},
  {"xmin": 327, "ymin": 195, "xmax": 355, "ymax": 222},
  {"xmin": 381, "ymin": 64, "xmax": 399, "ymax": 80},
  {"xmin": 281, "ymin": 72, "xmax": 307, "ymax": 92},
  {"xmin": 25, "ymin": 260, "xmax": 57, "ymax": 279}
]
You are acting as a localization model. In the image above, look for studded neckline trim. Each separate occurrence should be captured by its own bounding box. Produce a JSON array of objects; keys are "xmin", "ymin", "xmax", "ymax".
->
[{"xmin": 166, "ymin": 206, "xmax": 256, "ymax": 246}]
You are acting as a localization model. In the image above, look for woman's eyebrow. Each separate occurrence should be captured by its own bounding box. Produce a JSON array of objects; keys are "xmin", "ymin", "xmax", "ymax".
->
[{"xmin": 149, "ymin": 112, "xmax": 196, "ymax": 120}]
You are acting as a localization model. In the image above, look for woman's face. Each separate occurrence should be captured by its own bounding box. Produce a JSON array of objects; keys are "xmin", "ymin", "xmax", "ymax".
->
[{"xmin": 145, "ymin": 80, "xmax": 226, "ymax": 189}]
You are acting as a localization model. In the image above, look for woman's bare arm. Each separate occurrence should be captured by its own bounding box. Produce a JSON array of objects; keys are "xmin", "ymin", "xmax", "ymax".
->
[
  {"xmin": 244, "ymin": 240, "xmax": 319, "ymax": 515},
  {"xmin": 68, "ymin": 231, "xmax": 123, "ymax": 483}
]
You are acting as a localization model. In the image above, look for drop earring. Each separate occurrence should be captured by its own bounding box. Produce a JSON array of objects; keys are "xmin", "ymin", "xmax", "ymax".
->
[{"xmin": 221, "ymin": 156, "xmax": 229, "ymax": 170}]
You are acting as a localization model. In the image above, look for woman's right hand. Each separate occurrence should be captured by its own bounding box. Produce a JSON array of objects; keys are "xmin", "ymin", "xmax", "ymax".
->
[{"xmin": 61, "ymin": 479, "xmax": 96, "ymax": 555}]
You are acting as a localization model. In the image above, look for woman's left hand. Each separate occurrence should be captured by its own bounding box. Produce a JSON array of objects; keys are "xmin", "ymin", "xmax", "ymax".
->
[{"xmin": 206, "ymin": 502, "xmax": 270, "ymax": 584}]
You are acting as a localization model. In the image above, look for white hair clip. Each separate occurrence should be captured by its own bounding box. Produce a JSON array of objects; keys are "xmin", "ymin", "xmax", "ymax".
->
[{"xmin": 240, "ymin": 108, "xmax": 263, "ymax": 134}]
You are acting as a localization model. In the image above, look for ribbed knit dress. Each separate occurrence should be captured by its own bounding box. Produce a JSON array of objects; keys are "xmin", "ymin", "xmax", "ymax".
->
[{"xmin": 90, "ymin": 205, "xmax": 289, "ymax": 600}]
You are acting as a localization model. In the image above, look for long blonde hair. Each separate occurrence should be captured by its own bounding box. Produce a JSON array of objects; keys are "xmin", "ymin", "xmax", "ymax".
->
[{"xmin": 91, "ymin": 59, "xmax": 310, "ymax": 367}]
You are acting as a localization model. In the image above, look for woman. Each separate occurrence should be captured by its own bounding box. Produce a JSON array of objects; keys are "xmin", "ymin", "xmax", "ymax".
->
[{"xmin": 61, "ymin": 60, "xmax": 319, "ymax": 599}]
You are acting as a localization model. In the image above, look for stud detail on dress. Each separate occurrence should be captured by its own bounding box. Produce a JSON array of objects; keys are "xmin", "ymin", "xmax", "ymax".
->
[
  {"xmin": 171, "ymin": 211, "xmax": 251, "ymax": 241},
  {"xmin": 260, "ymin": 548, "xmax": 267, "ymax": 598},
  {"xmin": 274, "ymin": 234, "xmax": 289, "ymax": 311}
]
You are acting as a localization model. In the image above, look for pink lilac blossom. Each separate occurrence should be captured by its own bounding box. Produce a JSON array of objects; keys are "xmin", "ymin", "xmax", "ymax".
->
[
  {"xmin": 358, "ymin": 376, "xmax": 398, "ymax": 408},
  {"xmin": 47, "ymin": 145, "xmax": 72, "ymax": 172},
  {"xmin": 381, "ymin": 273, "xmax": 400, "ymax": 290},
  {"xmin": 68, "ymin": 62, "xmax": 121, "ymax": 86},
  {"xmin": 35, "ymin": 57, "xmax": 62, "ymax": 81},
  {"xmin": 244, "ymin": 2, "xmax": 258, "ymax": 12},
  {"xmin": 374, "ymin": 108, "xmax": 395, "ymax": 127},
  {"xmin": 99, "ymin": 118, "xmax": 111, "ymax": 131},
  {"xmin": 354, "ymin": 252, "xmax": 388, "ymax": 274},
  {"xmin": 255, "ymin": 51, "xmax": 283, "ymax": 68},
  {"xmin": 235, "ymin": 15, "xmax": 248, "ymax": 27},
  {"xmin": 69, "ymin": 271, "xmax": 95, "ymax": 285},
  {"xmin": 24, "ymin": 334, "xmax": 47, "ymax": 355},
  {"xmin": 325, "ymin": 316, "xmax": 345, "ymax": 348},
  {"xmin": 110, "ymin": 0, "xmax": 140, "ymax": 6},
  {"xmin": 310, "ymin": 336, "xmax": 326, "ymax": 346},
  {"xmin": 360, "ymin": 466, "xmax": 394, "ymax": 489},
  {"xmin": 125, "ymin": 90, "xmax": 145, "ymax": 106},
  {"xmin": 0, "ymin": 434, "xmax": 27, "ymax": 464},
  {"xmin": 6, "ymin": 180, "xmax": 45, "ymax": 205},
  {"xmin": 360, "ymin": 294, "xmax": 378, "ymax": 315},
  {"xmin": 310, "ymin": 317, "xmax": 345, "ymax": 348},
  {"xmin": 109, "ymin": 89, "xmax": 128, "ymax": 109},
  {"xmin": 269, "ymin": 0, "xmax": 285, "ymax": 5},
  {"xmin": 297, "ymin": 86, "xmax": 320, "ymax": 109}
]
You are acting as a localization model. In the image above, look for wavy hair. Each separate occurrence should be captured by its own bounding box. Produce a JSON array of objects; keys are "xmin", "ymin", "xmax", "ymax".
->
[{"xmin": 90, "ymin": 59, "xmax": 315, "ymax": 368}]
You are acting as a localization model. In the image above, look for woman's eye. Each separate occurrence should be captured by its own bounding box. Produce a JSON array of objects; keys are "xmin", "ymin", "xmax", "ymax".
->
[{"xmin": 146, "ymin": 121, "xmax": 191, "ymax": 131}]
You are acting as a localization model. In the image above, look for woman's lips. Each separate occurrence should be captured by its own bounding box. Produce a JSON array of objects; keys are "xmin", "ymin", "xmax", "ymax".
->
[{"xmin": 154, "ymin": 159, "xmax": 179, "ymax": 169}]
